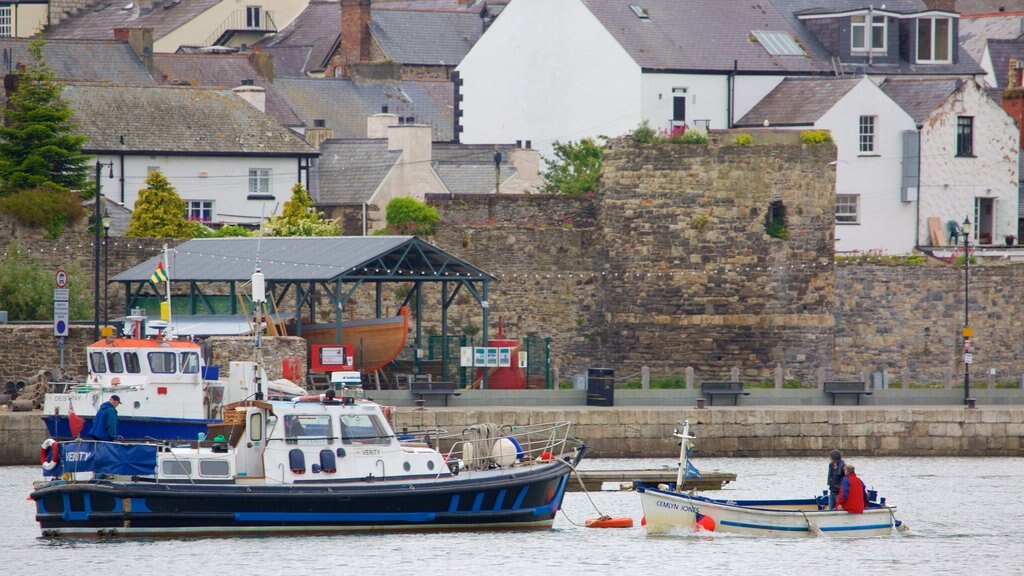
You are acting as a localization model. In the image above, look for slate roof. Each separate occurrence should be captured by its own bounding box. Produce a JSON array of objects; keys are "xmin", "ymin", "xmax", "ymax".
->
[
  {"xmin": 315, "ymin": 139, "xmax": 401, "ymax": 205},
  {"xmin": 152, "ymin": 53, "xmax": 303, "ymax": 127},
  {"xmin": 274, "ymin": 77, "xmax": 454, "ymax": 141},
  {"xmin": 956, "ymin": 1, "xmax": 1024, "ymax": 15},
  {"xmin": 111, "ymin": 236, "xmax": 493, "ymax": 282},
  {"xmin": 433, "ymin": 163, "xmax": 517, "ymax": 195},
  {"xmin": 374, "ymin": 0, "xmax": 486, "ymax": 12},
  {"xmin": 734, "ymin": 77, "xmax": 864, "ymax": 127},
  {"xmin": 959, "ymin": 12, "xmax": 1024, "ymax": 64},
  {"xmin": 258, "ymin": 0, "xmax": 340, "ymax": 76},
  {"xmin": 580, "ymin": 0, "xmax": 834, "ymax": 73},
  {"xmin": 44, "ymin": 0, "xmax": 221, "ymax": 43},
  {"xmin": 879, "ymin": 77, "xmax": 962, "ymax": 123},
  {"xmin": 0, "ymin": 37, "xmax": 155, "ymax": 85},
  {"xmin": 369, "ymin": 8, "xmax": 483, "ymax": 66},
  {"xmin": 985, "ymin": 38, "xmax": 1024, "ymax": 88},
  {"xmin": 61, "ymin": 84, "xmax": 317, "ymax": 156}
]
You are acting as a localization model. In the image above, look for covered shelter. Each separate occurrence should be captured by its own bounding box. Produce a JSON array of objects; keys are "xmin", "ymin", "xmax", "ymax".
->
[{"xmin": 111, "ymin": 236, "xmax": 495, "ymax": 384}]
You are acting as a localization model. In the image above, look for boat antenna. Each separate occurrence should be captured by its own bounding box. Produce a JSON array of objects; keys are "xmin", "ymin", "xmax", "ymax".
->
[
  {"xmin": 673, "ymin": 420, "xmax": 695, "ymax": 492},
  {"xmin": 248, "ymin": 198, "xmax": 274, "ymax": 400},
  {"xmin": 161, "ymin": 243, "xmax": 174, "ymax": 340}
]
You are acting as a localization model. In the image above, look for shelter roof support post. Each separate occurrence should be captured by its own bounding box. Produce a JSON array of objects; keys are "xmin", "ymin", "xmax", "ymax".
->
[
  {"xmin": 375, "ymin": 282, "xmax": 382, "ymax": 318},
  {"xmin": 334, "ymin": 280, "xmax": 343, "ymax": 345},
  {"xmin": 441, "ymin": 281, "xmax": 449, "ymax": 382},
  {"xmin": 481, "ymin": 280, "xmax": 489, "ymax": 390},
  {"xmin": 230, "ymin": 282, "xmax": 237, "ymax": 314},
  {"xmin": 414, "ymin": 281, "xmax": 423, "ymax": 373},
  {"xmin": 294, "ymin": 283, "xmax": 305, "ymax": 336},
  {"xmin": 189, "ymin": 281, "xmax": 197, "ymax": 314}
]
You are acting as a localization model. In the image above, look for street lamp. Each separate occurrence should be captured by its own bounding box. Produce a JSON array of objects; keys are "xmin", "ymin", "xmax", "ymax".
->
[
  {"xmin": 102, "ymin": 209, "xmax": 111, "ymax": 327},
  {"xmin": 962, "ymin": 215, "xmax": 974, "ymax": 408},
  {"xmin": 94, "ymin": 160, "xmax": 114, "ymax": 341}
]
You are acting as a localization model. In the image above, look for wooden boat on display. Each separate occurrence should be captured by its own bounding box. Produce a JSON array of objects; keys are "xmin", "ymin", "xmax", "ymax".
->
[
  {"xmin": 637, "ymin": 423, "xmax": 907, "ymax": 537},
  {"xmin": 31, "ymin": 390, "xmax": 586, "ymax": 538},
  {"xmin": 288, "ymin": 306, "xmax": 409, "ymax": 373}
]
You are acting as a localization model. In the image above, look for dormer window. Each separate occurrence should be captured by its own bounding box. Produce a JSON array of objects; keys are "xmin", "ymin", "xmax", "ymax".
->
[
  {"xmin": 917, "ymin": 17, "xmax": 952, "ymax": 63},
  {"xmin": 851, "ymin": 15, "xmax": 886, "ymax": 52}
]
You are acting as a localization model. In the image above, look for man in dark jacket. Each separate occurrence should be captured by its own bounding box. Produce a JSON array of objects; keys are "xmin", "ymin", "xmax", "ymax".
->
[
  {"xmin": 87, "ymin": 395, "xmax": 121, "ymax": 441},
  {"xmin": 837, "ymin": 464, "xmax": 868, "ymax": 514},
  {"xmin": 826, "ymin": 449, "xmax": 846, "ymax": 509}
]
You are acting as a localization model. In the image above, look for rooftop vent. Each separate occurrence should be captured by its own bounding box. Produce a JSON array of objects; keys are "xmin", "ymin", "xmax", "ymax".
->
[{"xmin": 629, "ymin": 5, "xmax": 649, "ymax": 20}]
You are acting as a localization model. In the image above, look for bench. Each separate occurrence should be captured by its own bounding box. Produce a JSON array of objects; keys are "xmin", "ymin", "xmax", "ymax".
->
[
  {"xmin": 410, "ymin": 381, "xmax": 462, "ymax": 406},
  {"xmin": 700, "ymin": 381, "xmax": 750, "ymax": 406},
  {"xmin": 823, "ymin": 381, "xmax": 873, "ymax": 405}
]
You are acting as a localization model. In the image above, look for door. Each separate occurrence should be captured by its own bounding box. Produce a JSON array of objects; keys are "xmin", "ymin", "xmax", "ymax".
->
[
  {"xmin": 975, "ymin": 197, "xmax": 995, "ymax": 245},
  {"xmin": 672, "ymin": 87, "xmax": 687, "ymax": 130}
]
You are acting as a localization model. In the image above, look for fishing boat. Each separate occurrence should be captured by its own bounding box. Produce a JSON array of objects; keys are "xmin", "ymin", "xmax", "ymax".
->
[
  {"xmin": 287, "ymin": 306, "xmax": 409, "ymax": 373},
  {"xmin": 637, "ymin": 422, "xmax": 906, "ymax": 537},
  {"xmin": 31, "ymin": 390, "xmax": 585, "ymax": 538}
]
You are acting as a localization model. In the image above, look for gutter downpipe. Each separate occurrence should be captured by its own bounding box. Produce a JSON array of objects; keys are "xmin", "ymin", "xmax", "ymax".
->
[{"xmin": 728, "ymin": 59, "xmax": 737, "ymax": 128}]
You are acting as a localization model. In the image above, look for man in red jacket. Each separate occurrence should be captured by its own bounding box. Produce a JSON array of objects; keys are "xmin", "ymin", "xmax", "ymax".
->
[{"xmin": 836, "ymin": 464, "xmax": 868, "ymax": 514}]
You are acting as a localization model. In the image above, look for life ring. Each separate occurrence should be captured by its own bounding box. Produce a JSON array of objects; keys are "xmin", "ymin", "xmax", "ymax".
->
[{"xmin": 40, "ymin": 439, "xmax": 60, "ymax": 471}]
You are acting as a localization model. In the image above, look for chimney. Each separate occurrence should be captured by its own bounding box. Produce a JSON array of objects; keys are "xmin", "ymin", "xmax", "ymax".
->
[
  {"xmin": 1011, "ymin": 58, "xmax": 1022, "ymax": 89},
  {"xmin": 305, "ymin": 119, "xmax": 334, "ymax": 148},
  {"xmin": 232, "ymin": 84, "xmax": 266, "ymax": 113},
  {"xmin": 249, "ymin": 50, "xmax": 275, "ymax": 82},
  {"xmin": 339, "ymin": 0, "xmax": 372, "ymax": 78},
  {"xmin": 388, "ymin": 122, "xmax": 434, "ymax": 201},
  {"xmin": 114, "ymin": 27, "xmax": 154, "ymax": 74},
  {"xmin": 367, "ymin": 112, "xmax": 399, "ymax": 138}
]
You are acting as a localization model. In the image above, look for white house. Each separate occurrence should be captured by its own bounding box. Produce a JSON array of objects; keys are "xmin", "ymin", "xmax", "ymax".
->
[
  {"xmin": 736, "ymin": 77, "xmax": 920, "ymax": 255},
  {"xmin": 455, "ymin": 0, "xmax": 834, "ymax": 159},
  {"xmin": 62, "ymin": 84, "xmax": 317, "ymax": 225}
]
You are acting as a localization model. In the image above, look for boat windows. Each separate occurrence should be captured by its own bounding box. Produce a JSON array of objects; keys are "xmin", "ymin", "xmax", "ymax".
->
[
  {"xmin": 181, "ymin": 352, "xmax": 200, "ymax": 374},
  {"xmin": 107, "ymin": 352, "xmax": 125, "ymax": 374},
  {"xmin": 339, "ymin": 414, "xmax": 390, "ymax": 446},
  {"xmin": 89, "ymin": 351, "xmax": 107, "ymax": 373},
  {"xmin": 199, "ymin": 459, "xmax": 230, "ymax": 477},
  {"xmin": 285, "ymin": 414, "xmax": 332, "ymax": 445},
  {"xmin": 162, "ymin": 460, "xmax": 192, "ymax": 476},
  {"xmin": 148, "ymin": 351, "xmax": 177, "ymax": 374},
  {"xmin": 250, "ymin": 413, "xmax": 263, "ymax": 442},
  {"xmin": 125, "ymin": 352, "xmax": 141, "ymax": 374}
]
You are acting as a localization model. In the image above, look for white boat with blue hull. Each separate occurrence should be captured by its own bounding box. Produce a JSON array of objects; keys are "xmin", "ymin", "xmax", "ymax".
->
[
  {"xmin": 637, "ymin": 422, "xmax": 906, "ymax": 537},
  {"xmin": 32, "ymin": 393, "xmax": 585, "ymax": 538}
]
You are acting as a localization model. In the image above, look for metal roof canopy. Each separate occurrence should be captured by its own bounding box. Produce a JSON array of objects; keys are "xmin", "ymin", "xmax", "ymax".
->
[{"xmin": 112, "ymin": 236, "xmax": 496, "ymax": 383}]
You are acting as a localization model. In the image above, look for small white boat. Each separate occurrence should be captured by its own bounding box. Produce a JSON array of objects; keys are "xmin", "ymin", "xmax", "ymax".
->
[{"xmin": 638, "ymin": 422, "xmax": 906, "ymax": 537}]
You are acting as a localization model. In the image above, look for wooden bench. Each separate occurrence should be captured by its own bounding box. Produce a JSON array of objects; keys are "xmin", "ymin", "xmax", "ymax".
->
[
  {"xmin": 823, "ymin": 381, "xmax": 873, "ymax": 405},
  {"xmin": 700, "ymin": 381, "xmax": 750, "ymax": 406},
  {"xmin": 410, "ymin": 381, "xmax": 462, "ymax": 406}
]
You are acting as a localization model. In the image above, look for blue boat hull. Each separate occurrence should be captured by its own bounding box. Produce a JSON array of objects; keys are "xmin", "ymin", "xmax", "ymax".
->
[{"xmin": 42, "ymin": 414, "xmax": 218, "ymax": 443}]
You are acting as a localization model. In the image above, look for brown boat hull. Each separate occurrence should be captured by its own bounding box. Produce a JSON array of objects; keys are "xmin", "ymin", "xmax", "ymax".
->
[{"xmin": 289, "ymin": 307, "xmax": 409, "ymax": 372}]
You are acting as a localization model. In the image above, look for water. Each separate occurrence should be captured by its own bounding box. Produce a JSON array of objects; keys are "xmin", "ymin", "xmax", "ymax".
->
[{"xmin": 2, "ymin": 457, "xmax": 1021, "ymax": 576}]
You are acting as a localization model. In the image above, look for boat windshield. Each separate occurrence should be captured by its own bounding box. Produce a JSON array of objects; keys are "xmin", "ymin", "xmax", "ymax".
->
[
  {"xmin": 125, "ymin": 352, "xmax": 141, "ymax": 373},
  {"xmin": 89, "ymin": 351, "xmax": 106, "ymax": 373},
  {"xmin": 285, "ymin": 415, "xmax": 332, "ymax": 445},
  {"xmin": 148, "ymin": 351, "xmax": 177, "ymax": 374},
  {"xmin": 107, "ymin": 352, "xmax": 125, "ymax": 373},
  {"xmin": 181, "ymin": 352, "xmax": 200, "ymax": 374},
  {"xmin": 340, "ymin": 414, "xmax": 390, "ymax": 446}
]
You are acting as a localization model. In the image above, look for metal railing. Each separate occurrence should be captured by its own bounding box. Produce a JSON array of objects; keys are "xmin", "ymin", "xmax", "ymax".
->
[{"xmin": 203, "ymin": 9, "xmax": 277, "ymax": 47}]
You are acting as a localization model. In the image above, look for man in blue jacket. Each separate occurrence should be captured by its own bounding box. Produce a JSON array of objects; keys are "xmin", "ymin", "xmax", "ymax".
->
[
  {"xmin": 87, "ymin": 395, "xmax": 121, "ymax": 440},
  {"xmin": 826, "ymin": 449, "xmax": 846, "ymax": 509}
]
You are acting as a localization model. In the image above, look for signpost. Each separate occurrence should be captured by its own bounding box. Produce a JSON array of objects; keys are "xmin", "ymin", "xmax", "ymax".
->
[{"xmin": 54, "ymin": 270, "xmax": 69, "ymax": 371}]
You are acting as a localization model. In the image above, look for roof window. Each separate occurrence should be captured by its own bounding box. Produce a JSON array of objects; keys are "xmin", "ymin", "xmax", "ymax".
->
[
  {"xmin": 752, "ymin": 30, "xmax": 806, "ymax": 56},
  {"xmin": 629, "ymin": 5, "xmax": 649, "ymax": 20}
]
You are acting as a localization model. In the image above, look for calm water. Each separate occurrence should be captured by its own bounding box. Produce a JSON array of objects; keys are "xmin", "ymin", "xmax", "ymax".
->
[{"xmin": 1, "ymin": 456, "xmax": 1020, "ymax": 576}]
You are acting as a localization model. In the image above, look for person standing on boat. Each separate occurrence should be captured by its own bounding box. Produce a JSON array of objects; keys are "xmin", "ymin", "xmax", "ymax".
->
[
  {"xmin": 836, "ymin": 464, "xmax": 868, "ymax": 514},
  {"xmin": 826, "ymin": 449, "xmax": 846, "ymax": 509},
  {"xmin": 87, "ymin": 395, "xmax": 122, "ymax": 441}
]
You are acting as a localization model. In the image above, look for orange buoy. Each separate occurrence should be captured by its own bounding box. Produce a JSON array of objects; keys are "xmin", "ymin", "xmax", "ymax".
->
[
  {"xmin": 585, "ymin": 515, "xmax": 634, "ymax": 529},
  {"xmin": 641, "ymin": 516, "xmax": 646, "ymax": 526},
  {"xmin": 695, "ymin": 514, "xmax": 716, "ymax": 532}
]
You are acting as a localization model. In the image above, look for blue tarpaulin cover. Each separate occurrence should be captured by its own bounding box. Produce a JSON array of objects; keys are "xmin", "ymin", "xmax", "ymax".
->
[{"xmin": 44, "ymin": 440, "xmax": 157, "ymax": 477}]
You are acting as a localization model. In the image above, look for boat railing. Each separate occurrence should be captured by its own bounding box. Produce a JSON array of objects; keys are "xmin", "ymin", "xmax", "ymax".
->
[{"xmin": 439, "ymin": 421, "xmax": 578, "ymax": 472}]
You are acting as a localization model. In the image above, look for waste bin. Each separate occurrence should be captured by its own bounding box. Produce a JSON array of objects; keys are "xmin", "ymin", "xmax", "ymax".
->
[{"xmin": 586, "ymin": 368, "xmax": 614, "ymax": 407}]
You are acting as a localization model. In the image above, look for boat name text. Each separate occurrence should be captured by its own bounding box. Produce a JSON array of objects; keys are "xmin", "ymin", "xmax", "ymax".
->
[{"xmin": 656, "ymin": 500, "xmax": 699, "ymax": 513}]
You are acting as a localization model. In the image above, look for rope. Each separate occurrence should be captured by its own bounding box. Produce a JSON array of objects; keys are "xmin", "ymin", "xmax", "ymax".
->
[
  {"xmin": 556, "ymin": 457, "xmax": 608, "ymax": 527},
  {"xmin": 799, "ymin": 509, "xmax": 822, "ymax": 536}
]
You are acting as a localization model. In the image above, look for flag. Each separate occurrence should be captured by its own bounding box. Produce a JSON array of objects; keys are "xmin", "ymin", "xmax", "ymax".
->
[
  {"xmin": 150, "ymin": 261, "xmax": 168, "ymax": 284},
  {"xmin": 68, "ymin": 401, "xmax": 85, "ymax": 438}
]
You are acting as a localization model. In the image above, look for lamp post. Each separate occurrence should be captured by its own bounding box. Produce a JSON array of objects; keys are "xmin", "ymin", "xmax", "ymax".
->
[
  {"xmin": 102, "ymin": 209, "xmax": 111, "ymax": 327},
  {"xmin": 93, "ymin": 160, "xmax": 114, "ymax": 341},
  {"xmin": 962, "ymin": 216, "xmax": 974, "ymax": 408}
]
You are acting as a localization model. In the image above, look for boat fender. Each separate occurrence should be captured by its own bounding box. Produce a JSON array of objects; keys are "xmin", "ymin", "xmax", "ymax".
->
[
  {"xmin": 40, "ymin": 439, "xmax": 60, "ymax": 471},
  {"xmin": 695, "ymin": 514, "xmax": 716, "ymax": 532},
  {"xmin": 507, "ymin": 436, "xmax": 525, "ymax": 460},
  {"xmin": 383, "ymin": 407, "xmax": 392, "ymax": 421},
  {"xmin": 538, "ymin": 451, "xmax": 553, "ymax": 462}
]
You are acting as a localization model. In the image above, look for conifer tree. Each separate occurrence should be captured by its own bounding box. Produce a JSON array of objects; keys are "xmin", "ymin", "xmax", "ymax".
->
[
  {"xmin": 0, "ymin": 38, "xmax": 89, "ymax": 194},
  {"xmin": 126, "ymin": 170, "xmax": 196, "ymax": 237},
  {"xmin": 265, "ymin": 183, "xmax": 340, "ymax": 236}
]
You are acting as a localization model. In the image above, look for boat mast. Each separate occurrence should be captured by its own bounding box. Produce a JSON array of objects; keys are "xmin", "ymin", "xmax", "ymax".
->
[
  {"xmin": 674, "ymin": 420, "xmax": 694, "ymax": 492},
  {"xmin": 162, "ymin": 243, "xmax": 174, "ymax": 339}
]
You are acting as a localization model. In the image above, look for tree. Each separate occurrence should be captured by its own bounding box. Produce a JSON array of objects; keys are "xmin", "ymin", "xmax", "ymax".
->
[
  {"xmin": 0, "ymin": 241, "xmax": 89, "ymax": 320},
  {"xmin": 375, "ymin": 196, "xmax": 438, "ymax": 236},
  {"xmin": 0, "ymin": 38, "xmax": 89, "ymax": 195},
  {"xmin": 540, "ymin": 138, "xmax": 604, "ymax": 195},
  {"xmin": 125, "ymin": 170, "xmax": 197, "ymax": 237},
  {"xmin": 265, "ymin": 183, "xmax": 340, "ymax": 236}
]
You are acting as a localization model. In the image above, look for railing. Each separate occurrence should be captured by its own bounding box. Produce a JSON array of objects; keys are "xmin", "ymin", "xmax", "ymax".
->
[
  {"xmin": 438, "ymin": 421, "xmax": 579, "ymax": 474},
  {"xmin": 202, "ymin": 9, "xmax": 277, "ymax": 47}
]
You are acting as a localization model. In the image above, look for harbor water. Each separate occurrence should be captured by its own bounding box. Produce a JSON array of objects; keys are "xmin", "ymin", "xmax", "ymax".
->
[{"xmin": 2, "ymin": 456, "xmax": 1020, "ymax": 575}]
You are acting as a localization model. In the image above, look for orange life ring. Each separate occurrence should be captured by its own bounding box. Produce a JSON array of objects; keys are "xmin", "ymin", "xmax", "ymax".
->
[
  {"xmin": 40, "ymin": 438, "xmax": 60, "ymax": 471},
  {"xmin": 585, "ymin": 515, "xmax": 634, "ymax": 529}
]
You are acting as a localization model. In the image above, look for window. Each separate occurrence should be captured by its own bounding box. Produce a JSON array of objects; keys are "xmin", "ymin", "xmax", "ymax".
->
[
  {"xmin": 956, "ymin": 116, "xmax": 974, "ymax": 157},
  {"xmin": 340, "ymin": 414, "xmax": 390, "ymax": 445},
  {"xmin": 836, "ymin": 195, "xmax": 860, "ymax": 224},
  {"xmin": 246, "ymin": 5, "xmax": 261, "ymax": 28},
  {"xmin": 285, "ymin": 415, "xmax": 332, "ymax": 445},
  {"xmin": 249, "ymin": 413, "xmax": 263, "ymax": 442},
  {"xmin": 107, "ymin": 352, "xmax": 125, "ymax": 374},
  {"xmin": 188, "ymin": 200, "xmax": 213, "ymax": 222},
  {"xmin": 917, "ymin": 17, "xmax": 952, "ymax": 63},
  {"xmin": 858, "ymin": 115, "xmax": 876, "ymax": 153},
  {"xmin": 180, "ymin": 352, "xmax": 200, "ymax": 374},
  {"xmin": 148, "ymin": 351, "xmax": 176, "ymax": 374},
  {"xmin": 89, "ymin": 352, "xmax": 107, "ymax": 373},
  {"xmin": 752, "ymin": 30, "xmax": 806, "ymax": 56},
  {"xmin": 125, "ymin": 352, "xmax": 141, "ymax": 373},
  {"xmin": 0, "ymin": 6, "xmax": 12, "ymax": 37},
  {"xmin": 851, "ymin": 15, "xmax": 886, "ymax": 52},
  {"xmin": 147, "ymin": 166, "xmax": 160, "ymax": 175},
  {"xmin": 199, "ymin": 459, "xmax": 231, "ymax": 477},
  {"xmin": 249, "ymin": 168, "xmax": 271, "ymax": 195},
  {"xmin": 162, "ymin": 460, "xmax": 191, "ymax": 476}
]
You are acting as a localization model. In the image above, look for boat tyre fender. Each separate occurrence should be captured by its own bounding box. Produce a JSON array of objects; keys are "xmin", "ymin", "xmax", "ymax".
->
[{"xmin": 40, "ymin": 439, "xmax": 60, "ymax": 471}]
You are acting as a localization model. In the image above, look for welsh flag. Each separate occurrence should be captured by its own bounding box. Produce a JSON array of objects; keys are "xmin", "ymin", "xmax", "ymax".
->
[{"xmin": 150, "ymin": 261, "xmax": 168, "ymax": 284}]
